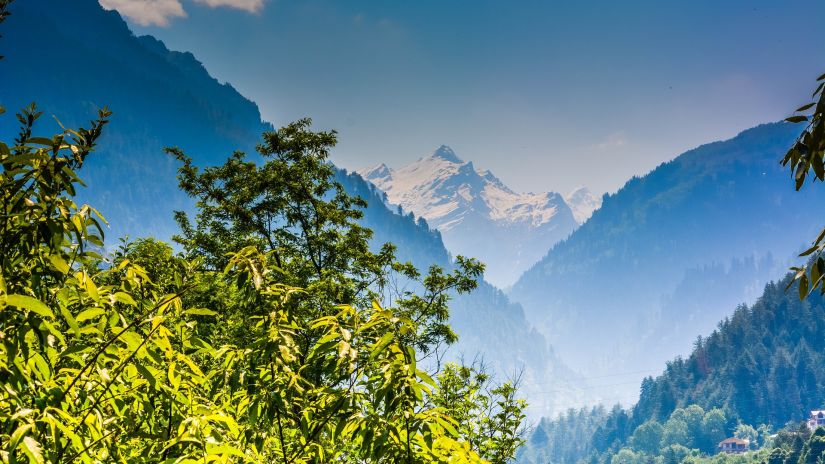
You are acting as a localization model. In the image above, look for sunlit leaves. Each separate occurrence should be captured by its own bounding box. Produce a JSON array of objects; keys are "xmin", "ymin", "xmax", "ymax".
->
[
  {"xmin": 0, "ymin": 103, "xmax": 237, "ymax": 463},
  {"xmin": 5, "ymin": 294, "xmax": 54, "ymax": 318},
  {"xmin": 0, "ymin": 84, "xmax": 524, "ymax": 461}
]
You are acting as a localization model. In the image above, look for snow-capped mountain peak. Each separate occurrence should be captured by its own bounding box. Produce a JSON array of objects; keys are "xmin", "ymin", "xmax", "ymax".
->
[
  {"xmin": 430, "ymin": 145, "xmax": 463, "ymax": 163},
  {"xmin": 361, "ymin": 162, "xmax": 393, "ymax": 183},
  {"xmin": 358, "ymin": 146, "xmax": 579, "ymax": 287},
  {"xmin": 564, "ymin": 187, "xmax": 603, "ymax": 224}
]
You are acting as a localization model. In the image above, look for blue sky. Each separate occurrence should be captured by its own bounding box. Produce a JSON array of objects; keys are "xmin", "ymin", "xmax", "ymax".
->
[{"xmin": 108, "ymin": 0, "xmax": 823, "ymax": 195}]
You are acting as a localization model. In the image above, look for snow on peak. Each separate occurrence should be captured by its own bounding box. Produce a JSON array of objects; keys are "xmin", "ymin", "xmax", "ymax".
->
[
  {"xmin": 430, "ymin": 145, "xmax": 463, "ymax": 164},
  {"xmin": 361, "ymin": 163, "xmax": 392, "ymax": 181},
  {"xmin": 356, "ymin": 147, "xmax": 579, "ymax": 287},
  {"xmin": 564, "ymin": 187, "xmax": 603, "ymax": 224}
]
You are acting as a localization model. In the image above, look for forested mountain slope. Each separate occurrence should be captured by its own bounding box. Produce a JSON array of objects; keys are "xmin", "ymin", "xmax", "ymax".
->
[
  {"xmin": 1, "ymin": 0, "xmax": 574, "ymax": 417},
  {"xmin": 510, "ymin": 122, "xmax": 825, "ymax": 380},
  {"xmin": 1, "ymin": 0, "xmax": 272, "ymax": 241},
  {"xmin": 519, "ymin": 272, "xmax": 825, "ymax": 462},
  {"xmin": 633, "ymin": 274, "xmax": 825, "ymax": 428}
]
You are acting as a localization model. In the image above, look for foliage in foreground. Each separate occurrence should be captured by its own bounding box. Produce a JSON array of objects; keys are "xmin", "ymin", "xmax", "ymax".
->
[
  {"xmin": 0, "ymin": 7, "xmax": 526, "ymax": 456},
  {"xmin": 782, "ymin": 71, "xmax": 825, "ymax": 297},
  {"xmin": 0, "ymin": 103, "xmax": 526, "ymax": 462}
]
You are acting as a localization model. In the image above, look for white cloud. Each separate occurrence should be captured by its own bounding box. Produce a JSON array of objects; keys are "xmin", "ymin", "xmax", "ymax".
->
[
  {"xmin": 193, "ymin": 0, "xmax": 265, "ymax": 13},
  {"xmin": 98, "ymin": 0, "xmax": 265, "ymax": 27},
  {"xmin": 595, "ymin": 131, "xmax": 628, "ymax": 150},
  {"xmin": 98, "ymin": 0, "xmax": 186, "ymax": 27}
]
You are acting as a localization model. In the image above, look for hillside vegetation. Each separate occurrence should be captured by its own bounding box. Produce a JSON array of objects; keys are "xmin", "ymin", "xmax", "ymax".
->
[
  {"xmin": 518, "ymin": 272, "xmax": 825, "ymax": 463},
  {"xmin": 511, "ymin": 122, "xmax": 825, "ymax": 381}
]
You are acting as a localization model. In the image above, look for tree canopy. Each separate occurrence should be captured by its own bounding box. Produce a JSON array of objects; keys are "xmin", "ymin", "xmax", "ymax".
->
[{"xmin": 0, "ymin": 3, "xmax": 526, "ymax": 460}]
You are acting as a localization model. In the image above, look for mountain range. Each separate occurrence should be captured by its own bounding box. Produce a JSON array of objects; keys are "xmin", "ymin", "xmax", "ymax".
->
[
  {"xmin": 6, "ymin": 0, "xmax": 825, "ymax": 433},
  {"xmin": 509, "ymin": 121, "xmax": 825, "ymax": 401},
  {"xmin": 0, "ymin": 0, "xmax": 272, "ymax": 242},
  {"xmin": 1, "ymin": 0, "xmax": 576, "ymax": 419},
  {"xmin": 359, "ymin": 146, "xmax": 600, "ymax": 287}
]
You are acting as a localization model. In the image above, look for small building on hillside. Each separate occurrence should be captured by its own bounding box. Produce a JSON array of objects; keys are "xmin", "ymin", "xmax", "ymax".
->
[
  {"xmin": 808, "ymin": 410, "xmax": 825, "ymax": 430},
  {"xmin": 718, "ymin": 437, "xmax": 749, "ymax": 454}
]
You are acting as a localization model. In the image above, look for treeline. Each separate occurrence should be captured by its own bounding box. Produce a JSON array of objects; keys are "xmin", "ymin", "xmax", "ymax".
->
[
  {"xmin": 588, "ymin": 273, "xmax": 825, "ymax": 462},
  {"xmin": 592, "ymin": 405, "xmax": 767, "ymax": 463},
  {"xmin": 632, "ymin": 275, "xmax": 825, "ymax": 428},
  {"xmin": 518, "ymin": 272, "xmax": 825, "ymax": 463},
  {"xmin": 517, "ymin": 406, "xmax": 608, "ymax": 463}
]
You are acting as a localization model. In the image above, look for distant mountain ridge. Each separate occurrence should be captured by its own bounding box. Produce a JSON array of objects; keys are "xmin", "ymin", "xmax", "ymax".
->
[
  {"xmin": 1, "ymin": 0, "xmax": 272, "ymax": 241},
  {"xmin": 359, "ymin": 146, "xmax": 598, "ymax": 287},
  {"xmin": 565, "ymin": 187, "xmax": 603, "ymax": 224},
  {"xmin": 510, "ymin": 122, "xmax": 825, "ymax": 393}
]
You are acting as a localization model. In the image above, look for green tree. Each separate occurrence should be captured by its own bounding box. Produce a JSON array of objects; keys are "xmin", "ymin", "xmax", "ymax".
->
[
  {"xmin": 660, "ymin": 444, "xmax": 691, "ymax": 463},
  {"xmin": 168, "ymin": 119, "xmax": 483, "ymax": 354},
  {"xmin": 0, "ymin": 14, "xmax": 524, "ymax": 459},
  {"xmin": 785, "ymin": 434, "xmax": 806, "ymax": 464},
  {"xmin": 0, "ymin": 106, "xmax": 521, "ymax": 463},
  {"xmin": 701, "ymin": 409, "xmax": 727, "ymax": 453},
  {"xmin": 630, "ymin": 420, "xmax": 663, "ymax": 455},
  {"xmin": 431, "ymin": 364, "xmax": 527, "ymax": 462},
  {"xmin": 165, "ymin": 118, "xmax": 528, "ymax": 462},
  {"xmin": 734, "ymin": 424, "xmax": 758, "ymax": 450},
  {"xmin": 757, "ymin": 424, "xmax": 774, "ymax": 449},
  {"xmin": 0, "ymin": 100, "xmax": 248, "ymax": 461},
  {"xmin": 662, "ymin": 416, "xmax": 690, "ymax": 449},
  {"xmin": 610, "ymin": 448, "xmax": 643, "ymax": 464},
  {"xmin": 765, "ymin": 447, "xmax": 787, "ymax": 464},
  {"xmin": 682, "ymin": 405, "xmax": 705, "ymax": 449},
  {"xmin": 800, "ymin": 429, "xmax": 825, "ymax": 464}
]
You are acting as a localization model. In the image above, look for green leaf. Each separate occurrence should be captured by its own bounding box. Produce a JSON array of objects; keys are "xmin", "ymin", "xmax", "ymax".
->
[
  {"xmin": 58, "ymin": 306, "xmax": 80, "ymax": 339},
  {"xmin": 814, "ymin": 82, "xmax": 825, "ymax": 98},
  {"xmin": 370, "ymin": 332, "xmax": 394, "ymax": 360},
  {"xmin": 135, "ymin": 362, "xmax": 158, "ymax": 389},
  {"xmin": 796, "ymin": 102, "xmax": 816, "ymax": 112},
  {"xmin": 6, "ymin": 294, "xmax": 54, "ymax": 319},
  {"xmin": 183, "ymin": 308, "xmax": 218, "ymax": 317},
  {"xmin": 26, "ymin": 137, "xmax": 55, "ymax": 146},
  {"xmin": 8, "ymin": 423, "xmax": 33, "ymax": 451},
  {"xmin": 785, "ymin": 115, "xmax": 809, "ymax": 123},
  {"xmin": 813, "ymin": 158, "xmax": 825, "ymax": 181},
  {"xmin": 76, "ymin": 307, "xmax": 105, "ymax": 322},
  {"xmin": 800, "ymin": 244, "xmax": 821, "ymax": 257},
  {"xmin": 799, "ymin": 274, "xmax": 809, "ymax": 300},
  {"xmin": 119, "ymin": 331, "xmax": 143, "ymax": 352},
  {"xmin": 416, "ymin": 369, "xmax": 436, "ymax": 387},
  {"xmin": 48, "ymin": 254, "xmax": 70, "ymax": 274},
  {"xmin": 113, "ymin": 292, "xmax": 137, "ymax": 306}
]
